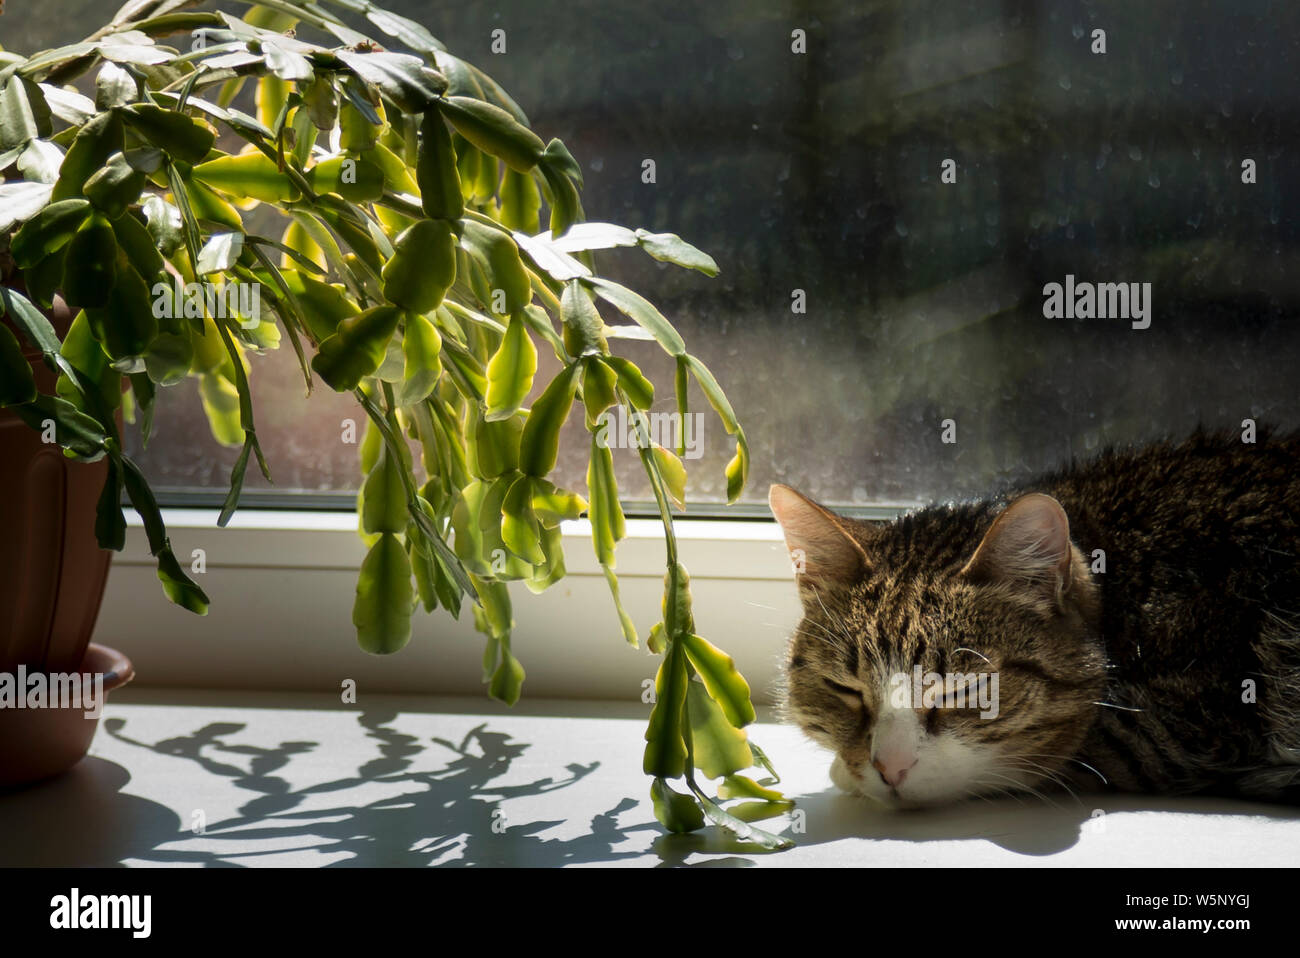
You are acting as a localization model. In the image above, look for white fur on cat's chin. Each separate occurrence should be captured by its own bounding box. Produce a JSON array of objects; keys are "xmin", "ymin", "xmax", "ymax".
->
[{"xmin": 830, "ymin": 723, "xmax": 995, "ymax": 808}]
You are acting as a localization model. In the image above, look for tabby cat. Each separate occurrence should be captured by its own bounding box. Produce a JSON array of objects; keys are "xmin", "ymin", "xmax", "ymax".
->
[{"xmin": 771, "ymin": 429, "xmax": 1300, "ymax": 808}]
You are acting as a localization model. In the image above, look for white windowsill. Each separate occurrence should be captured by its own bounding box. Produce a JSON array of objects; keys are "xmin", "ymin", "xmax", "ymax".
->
[{"xmin": 4, "ymin": 687, "xmax": 1293, "ymax": 867}]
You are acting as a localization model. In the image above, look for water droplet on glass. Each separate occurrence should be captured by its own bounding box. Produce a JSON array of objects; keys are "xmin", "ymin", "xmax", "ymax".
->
[
  {"xmin": 1059, "ymin": 75, "xmax": 1072, "ymax": 90},
  {"xmin": 895, "ymin": 222, "xmax": 909, "ymax": 237},
  {"xmin": 1129, "ymin": 146, "xmax": 1142, "ymax": 161},
  {"xmin": 1148, "ymin": 172, "xmax": 1161, "ymax": 188},
  {"xmin": 1072, "ymin": 24, "xmax": 1085, "ymax": 39}
]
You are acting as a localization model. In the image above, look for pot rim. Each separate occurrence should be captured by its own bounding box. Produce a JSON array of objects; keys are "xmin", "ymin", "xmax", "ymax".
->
[{"xmin": 80, "ymin": 643, "xmax": 134, "ymax": 693}]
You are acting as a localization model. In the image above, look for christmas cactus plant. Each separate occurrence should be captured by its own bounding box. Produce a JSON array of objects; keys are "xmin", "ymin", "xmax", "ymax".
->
[{"xmin": 0, "ymin": 0, "xmax": 791, "ymax": 846}]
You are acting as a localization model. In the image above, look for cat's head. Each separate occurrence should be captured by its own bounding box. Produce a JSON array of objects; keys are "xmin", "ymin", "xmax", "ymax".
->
[{"xmin": 770, "ymin": 484, "xmax": 1106, "ymax": 808}]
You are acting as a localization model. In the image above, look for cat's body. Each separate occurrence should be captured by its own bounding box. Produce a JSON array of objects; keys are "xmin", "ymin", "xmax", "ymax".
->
[{"xmin": 771, "ymin": 429, "xmax": 1300, "ymax": 807}]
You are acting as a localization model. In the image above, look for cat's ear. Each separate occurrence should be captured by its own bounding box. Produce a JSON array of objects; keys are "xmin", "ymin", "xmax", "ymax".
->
[
  {"xmin": 961, "ymin": 493, "xmax": 1074, "ymax": 600},
  {"xmin": 769, "ymin": 484, "xmax": 870, "ymax": 585}
]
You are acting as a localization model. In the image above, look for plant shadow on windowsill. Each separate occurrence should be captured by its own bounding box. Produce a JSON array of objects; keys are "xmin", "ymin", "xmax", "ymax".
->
[
  {"xmin": 1, "ymin": 710, "xmax": 652, "ymax": 867},
  {"xmin": 1, "ymin": 711, "xmax": 1295, "ymax": 867}
]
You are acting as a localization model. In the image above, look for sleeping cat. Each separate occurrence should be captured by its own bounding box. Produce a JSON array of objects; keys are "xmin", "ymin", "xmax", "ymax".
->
[{"xmin": 770, "ymin": 428, "xmax": 1300, "ymax": 808}]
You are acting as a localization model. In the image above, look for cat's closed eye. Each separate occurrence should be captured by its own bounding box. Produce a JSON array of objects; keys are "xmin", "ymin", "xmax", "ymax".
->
[{"xmin": 822, "ymin": 677, "xmax": 865, "ymax": 708}]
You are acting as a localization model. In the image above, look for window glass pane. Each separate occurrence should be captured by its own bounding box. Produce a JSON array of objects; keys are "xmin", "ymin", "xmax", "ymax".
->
[{"xmin": 10, "ymin": 2, "xmax": 1298, "ymax": 513}]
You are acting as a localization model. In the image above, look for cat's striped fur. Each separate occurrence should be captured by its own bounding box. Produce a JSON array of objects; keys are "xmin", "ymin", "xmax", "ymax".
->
[{"xmin": 771, "ymin": 429, "xmax": 1300, "ymax": 807}]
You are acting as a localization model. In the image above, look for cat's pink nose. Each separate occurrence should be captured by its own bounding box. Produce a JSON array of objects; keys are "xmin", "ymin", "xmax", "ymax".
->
[{"xmin": 872, "ymin": 751, "xmax": 917, "ymax": 788}]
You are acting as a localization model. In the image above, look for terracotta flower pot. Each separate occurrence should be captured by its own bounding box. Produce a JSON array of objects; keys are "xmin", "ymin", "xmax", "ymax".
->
[{"xmin": 1, "ymin": 260, "xmax": 125, "ymax": 786}]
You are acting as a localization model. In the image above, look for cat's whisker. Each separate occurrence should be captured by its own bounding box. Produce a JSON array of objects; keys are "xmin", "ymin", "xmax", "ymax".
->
[
  {"xmin": 953, "ymin": 647, "xmax": 992, "ymax": 665},
  {"xmin": 995, "ymin": 761, "xmax": 1059, "ymax": 788},
  {"xmin": 1000, "ymin": 759, "xmax": 1083, "ymax": 804},
  {"xmin": 969, "ymin": 779, "xmax": 1026, "ymax": 806},
  {"xmin": 795, "ymin": 620, "xmax": 849, "ymax": 652},
  {"xmin": 984, "ymin": 770, "xmax": 1061, "ymax": 809},
  {"xmin": 1092, "ymin": 701, "xmax": 1144, "ymax": 713},
  {"xmin": 792, "ymin": 618, "xmax": 837, "ymax": 643},
  {"xmin": 972, "ymin": 779, "xmax": 1008, "ymax": 805},
  {"xmin": 809, "ymin": 586, "xmax": 834, "ymax": 622},
  {"xmin": 809, "ymin": 588, "xmax": 862, "ymax": 648},
  {"xmin": 1016, "ymin": 752, "xmax": 1110, "ymax": 785}
]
